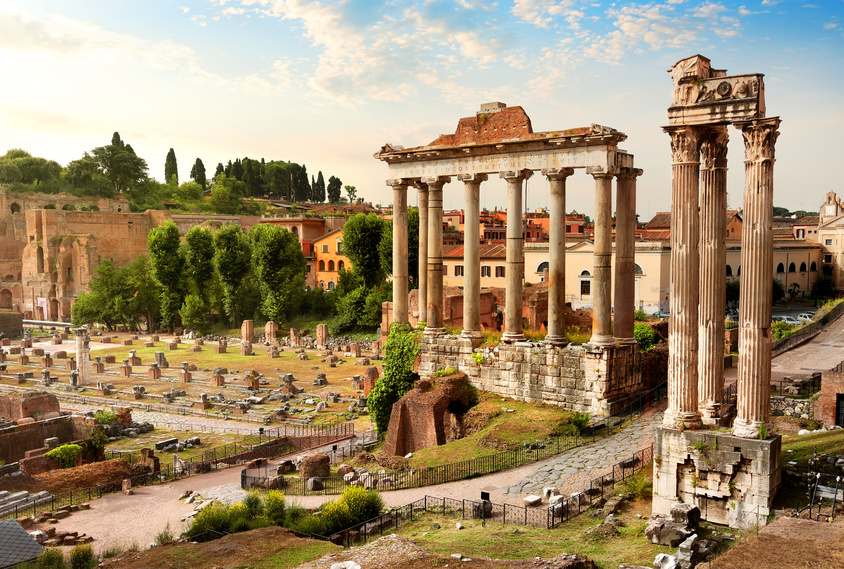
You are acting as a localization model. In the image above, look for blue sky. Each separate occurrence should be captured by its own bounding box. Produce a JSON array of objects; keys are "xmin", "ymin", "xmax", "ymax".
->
[{"xmin": 1, "ymin": 0, "xmax": 842, "ymax": 219}]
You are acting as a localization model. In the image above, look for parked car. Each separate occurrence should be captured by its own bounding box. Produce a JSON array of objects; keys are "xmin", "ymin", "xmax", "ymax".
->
[
  {"xmin": 797, "ymin": 313, "xmax": 814, "ymax": 323},
  {"xmin": 774, "ymin": 316, "xmax": 800, "ymax": 326}
]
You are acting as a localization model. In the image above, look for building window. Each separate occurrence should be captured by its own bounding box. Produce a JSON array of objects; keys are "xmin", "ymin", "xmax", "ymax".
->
[
  {"xmin": 566, "ymin": 225, "xmax": 571, "ymax": 233},
  {"xmin": 319, "ymin": 260, "xmax": 325, "ymax": 271},
  {"xmin": 455, "ymin": 265, "xmax": 464, "ymax": 276},
  {"xmin": 811, "ymin": 261, "xmax": 818, "ymax": 271},
  {"xmin": 634, "ymin": 263, "xmax": 644, "ymax": 276},
  {"xmin": 328, "ymin": 260, "xmax": 335, "ymax": 271},
  {"xmin": 788, "ymin": 262, "xmax": 796, "ymax": 273},
  {"xmin": 581, "ymin": 280, "xmax": 591, "ymax": 296},
  {"xmin": 824, "ymin": 255, "xmax": 833, "ymax": 264},
  {"xmin": 327, "ymin": 281, "xmax": 335, "ymax": 291},
  {"xmin": 800, "ymin": 262, "xmax": 807, "ymax": 272},
  {"xmin": 336, "ymin": 241, "xmax": 344, "ymax": 254},
  {"xmin": 536, "ymin": 261, "xmax": 549, "ymax": 273},
  {"xmin": 776, "ymin": 262, "xmax": 785, "ymax": 273},
  {"xmin": 797, "ymin": 229, "xmax": 805, "ymax": 239},
  {"xmin": 482, "ymin": 265, "xmax": 491, "ymax": 277},
  {"xmin": 726, "ymin": 264, "xmax": 733, "ymax": 276},
  {"xmin": 322, "ymin": 244, "xmax": 329, "ymax": 253},
  {"xmin": 825, "ymin": 238, "xmax": 833, "ymax": 246},
  {"xmin": 338, "ymin": 260, "xmax": 345, "ymax": 271},
  {"xmin": 443, "ymin": 265, "xmax": 448, "ymax": 276},
  {"xmin": 495, "ymin": 266, "xmax": 505, "ymax": 278}
]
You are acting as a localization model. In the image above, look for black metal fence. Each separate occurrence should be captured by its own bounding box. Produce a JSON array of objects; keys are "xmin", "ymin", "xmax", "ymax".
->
[
  {"xmin": 314, "ymin": 445, "xmax": 655, "ymax": 548},
  {"xmin": 769, "ymin": 374, "xmax": 822, "ymax": 398}
]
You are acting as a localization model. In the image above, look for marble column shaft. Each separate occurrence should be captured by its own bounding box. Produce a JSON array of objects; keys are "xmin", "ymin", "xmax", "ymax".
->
[
  {"xmin": 543, "ymin": 168, "xmax": 574, "ymax": 346},
  {"xmin": 459, "ymin": 174, "xmax": 486, "ymax": 339},
  {"xmin": 613, "ymin": 169, "xmax": 641, "ymax": 343},
  {"xmin": 390, "ymin": 180, "xmax": 409, "ymax": 327},
  {"xmin": 698, "ymin": 129, "xmax": 729, "ymax": 423},
  {"xmin": 733, "ymin": 118, "xmax": 781, "ymax": 439},
  {"xmin": 501, "ymin": 170, "xmax": 528, "ymax": 343},
  {"xmin": 664, "ymin": 126, "xmax": 703, "ymax": 429},
  {"xmin": 424, "ymin": 176, "xmax": 449, "ymax": 336},
  {"xmin": 588, "ymin": 170, "xmax": 614, "ymax": 346},
  {"xmin": 417, "ymin": 184, "xmax": 429, "ymax": 325}
]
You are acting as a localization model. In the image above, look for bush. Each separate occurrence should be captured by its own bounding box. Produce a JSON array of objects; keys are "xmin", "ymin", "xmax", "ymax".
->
[
  {"xmin": 341, "ymin": 486, "xmax": 383, "ymax": 525},
  {"xmin": 620, "ymin": 472, "xmax": 652, "ymax": 500},
  {"xmin": 569, "ymin": 411, "xmax": 592, "ymax": 431},
  {"xmin": 69, "ymin": 544, "xmax": 95, "ymax": 569},
  {"xmin": 94, "ymin": 410, "xmax": 117, "ymax": 425},
  {"xmin": 243, "ymin": 491, "xmax": 264, "ymax": 519},
  {"xmin": 634, "ymin": 322, "xmax": 657, "ymax": 351},
  {"xmin": 36, "ymin": 549, "xmax": 66, "ymax": 569},
  {"xmin": 45, "ymin": 444, "xmax": 82, "ymax": 469},
  {"xmin": 183, "ymin": 502, "xmax": 234, "ymax": 540},
  {"xmin": 633, "ymin": 309, "xmax": 647, "ymax": 321},
  {"xmin": 264, "ymin": 490, "xmax": 287, "ymax": 525},
  {"xmin": 367, "ymin": 324, "xmax": 420, "ymax": 434},
  {"xmin": 319, "ymin": 498, "xmax": 352, "ymax": 534},
  {"xmin": 290, "ymin": 513, "xmax": 329, "ymax": 536},
  {"xmin": 154, "ymin": 522, "xmax": 174, "ymax": 545}
]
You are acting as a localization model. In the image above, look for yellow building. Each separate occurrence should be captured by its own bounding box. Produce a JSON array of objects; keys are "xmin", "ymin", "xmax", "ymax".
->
[{"xmin": 312, "ymin": 229, "xmax": 350, "ymax": 291}]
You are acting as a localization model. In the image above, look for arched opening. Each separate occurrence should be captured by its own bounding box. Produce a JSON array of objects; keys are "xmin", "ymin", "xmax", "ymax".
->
[
  {"xmin": 0, "ymin": 289, "xmax": 11, "ymax": 308},
  {"xmin": 327, "ymin": 281, "xmax": 336, "ymax": 291},
  {"xmin": 338, "ymin": 260, "xmax": 344, "ymax": 271},
  {"xmin": 62, "ymin": 204, "xmax": 75, "ymax": 211},
  {"xmin": 580, "ymin": 269, "xmax": 591, "ymax": 298},
  {"xmin": 811, "ymin": 261, "xmax": 818, "ymax": 271},
  {"xmin": 319, "ymin": 260, "xmax": 325, "ymax": 271},
  {"xmin": 737, "ymin": 265, "xmax": 741, "ymax": 276},
  {"xmin": 89, "ymin": 205, "xmax": 99, "ymax": 212},
  {"xmin": 292, "ymin": 226, "xmax": 299, "ymax": 238},
  {"xmin": 36, "ymin": 246, "xmax": 44, "ymax": 274},
  {"xmin": 788, "ymin": 262, "xmax": 796, "ymax": 273},
  {"xmin": 800, "ymin": 262, "xmax": 807, "ymax": 272},
  {"xmin": 44, "ymin": 204, "xmax": 56, "ymax": 210},
  {"xmin": 10, "ymin": 203, "xmax": 20, "ymax": 214},
  {"xmin": 776, "ymin": 262, "xmax": 785, "ymax": 273},
  {"xmin": 49, "ymin": 299, "xmax": 59, "ymax": 320},
  {"xmin": 328, "ymin": 260, "xmax": 335, "ymax": 271},
  {"xmin": 536, "ymin": 261, "xmax": 549, "ymax": 273},
  {"xmin": 634, "ymin": 263, "xmax": 644, "ymax": 276},
  {"xmin": 4, "ymin": 275, "xmax": 13, "ymax": 282},
  {"xmin": 726, "ymin": 264, "xmax": 733, "ymax": 277}
]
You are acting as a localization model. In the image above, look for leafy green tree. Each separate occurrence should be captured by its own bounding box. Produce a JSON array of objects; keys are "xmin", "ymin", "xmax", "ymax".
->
[
  {"xmin": 179, "ymin": 294, "xmax": 209, "ymax": 334},
  {"xmin": 87, "ymin": 132, "xmax": 149, "ymax": 193},
  {"xmin": 214, "ymin": 223, "xmax": 252, "ymax": 325},
  {"xmin": 327, "ymin": 175, "xmax": 342, "ymax": 204},
  {"xmin": 812, "ymin": 274, "xmax": 834, "ymax": 299},
  {"xmin": 191, "ymin": 158, "xmax": 207, "ymax": 190},
  {"xmin": 343, "ymin": 213, "xmax": 387, "ymax": 288},
  {"xmin": 243, "ymin": 159, "xmax": 257, "ymax": 196},
  {"xmin": 345, "ymin": 185, "xmax": 357, "ymax": 203},
  {"xmin": 264, "ymin": 162, "xmax": 290, "ymax": 200},
  {"xmin": 249, "ymin": 224, "xmax": 307, "ymax": 323},
  {"xmin": 183, "ymin": 226, "xmax": 215, "ymax": 301},
  {"xmin": 314, "ymin": 171, "xmax": 326, "ymax": 203},
  {"xmin": 0, "ymin": 161, "xmax": 21, "ymax": 184},
  {"xmin": 367, "ymin": 325, "xmax": 420, "ymax": 434},
  {"xmin": 165, "ymin": 148, "xmax": 178, "ymax": 185},
  {"xmin": 147, "ymin": 220, "xmax": 185, "ymax": 331},
  {"xmin": 209, "ymin": 173, "xmax": 245, "ymax": 214},
  {"xmin": 772, "ymin": 277, "xmax": 785, "ymax": 304},
  {"xmin": 726, "ymin": 279, "xmax": 740, "ymax": 306},
  {"xmin": 231, "ymin": 158, "xmax": 244, "ymax": 181},
  {"xmin": 214, "ymin": 162, "xmax": 224, "ymax": 181}
]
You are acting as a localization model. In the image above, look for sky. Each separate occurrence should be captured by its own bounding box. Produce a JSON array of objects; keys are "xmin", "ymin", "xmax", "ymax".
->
[{"xmin": 1, "ymin": 0, "xmax": 842, "ymax": 220}]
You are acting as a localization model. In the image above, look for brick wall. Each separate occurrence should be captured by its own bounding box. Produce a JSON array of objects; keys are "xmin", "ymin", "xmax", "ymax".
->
[
  {"xmin": 818, "ymin": 371, "xmax": 844, "ymax": 426},
  {"xmin": 0, "ymin": 415, "xmax": 76, "ymax": 464}
]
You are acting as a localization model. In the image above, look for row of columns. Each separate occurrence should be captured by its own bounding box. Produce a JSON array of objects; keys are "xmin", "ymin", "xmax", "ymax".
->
[
  {"xmin": 662, "ymin": 118, "xmax": 780, "ymax": 438},
  {"xmin": 389, "ymin": 166, "xmax": 642, "ymax": 347}
]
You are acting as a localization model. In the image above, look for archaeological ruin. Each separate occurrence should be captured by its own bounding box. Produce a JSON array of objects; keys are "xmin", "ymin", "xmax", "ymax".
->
[
  {"xmin": 375, "ymin": 102, "xmax": 645, "ymax": 415},
  {"xmin": 652, "ymin": 55, "xmax": 782, "ymax": 529}
]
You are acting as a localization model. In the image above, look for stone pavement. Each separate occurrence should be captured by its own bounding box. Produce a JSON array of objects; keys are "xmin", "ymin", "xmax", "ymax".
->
[{"xmin": 498, "ymin": 403, "xmax": 665, "ymax": 498}]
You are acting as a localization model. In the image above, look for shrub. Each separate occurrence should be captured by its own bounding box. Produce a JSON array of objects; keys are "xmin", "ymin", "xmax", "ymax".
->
[
  {"xmin": 36, "ymin": 549, "xmax": 65, "ymax": 569},
  {"xmin": 45, "ymin": 444, "xmax": 82, "ymax": 469},
  {"xmin": 154, "ymin": 522, "xmax": 174, "ymax": 545},
  {"xmin": 319, "ymin": 498, "xmax": 352, "ymax": 534},
  {"xmin": 569, "ymin": 411, "xmax": 592, "ymax": 431},
  {"xmin": 290, "ymin": 513, "xmax": 329, "ymax": 536},
  {"xmin": 634, "ymin": 322, "xmax": 657, "ymax": 351},
  {"xmin": 243, "ymin": 491, "xmax": 264, "ymax": 519},
  {"xmin": 368, "ymin": 324, "xmax": 420, "ymax": 434},
  {"xmin": 565, "ymin": 325, "xmax": 590, "ymax": 345},
  {"xmin": 264, "ymin": 490, "xmax": 287, "ymax": 525},
  {"xmin": 620, "ymin": 472, "xmax": 652, "ymax": 500},
  {"xmin": 341, "ymin": 486, "xmax": 383, "ymax": 525},
  {"xmin": 94, "ymin": 410, "xmax": 117, "ymax": 425},
  {"xmin": 633, "ymin": 309, "xmax": 647, "ymax": 321},
  {"xmin": 183, "ymin": 502, "xmax": 234, "ymax": 540},
  {"xmin": 69, "ymin": 544, "xmax": 95, "ymax": 569}
]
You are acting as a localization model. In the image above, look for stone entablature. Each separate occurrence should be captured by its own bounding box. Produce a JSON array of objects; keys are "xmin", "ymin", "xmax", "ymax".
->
[{"xmin": 419, "ymin": 336, "xmax": 643, "ymax": 416}]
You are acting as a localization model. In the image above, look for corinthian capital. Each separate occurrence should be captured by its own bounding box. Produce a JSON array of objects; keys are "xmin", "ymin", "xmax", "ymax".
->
[
  {"xmin": 700, "ymin": 127, "xmax": 729, "ymax": 170},
  {"xmin": 664, "ymin": 126, "xmax": 703, "ymax": 164},
  {"xmin": 737, "ymin": 118, "xmax": 781, "ymax": 164}
]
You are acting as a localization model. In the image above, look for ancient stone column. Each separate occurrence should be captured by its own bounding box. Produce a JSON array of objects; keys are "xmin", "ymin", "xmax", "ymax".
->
[
  {"xmin": 459, "ymin": 173, "xmax": 487, "ymax": 339},
  {"xmin": 587, "ymin": 169, "xmax": 615, "ymax": 346},
  {"xmin": 417, "ymin": 183, "xmax": 429, "ymax": 325},
  {"xmin": 501, "ymin": 170, "xmax": 528, "ymax": 343},
  {"xmin": 424, "ymin": 176, "xmax": 450, "ymax": 337},
  {"xmin": 698, "ymin": 128, "xmax": 729, "ymax": 425},
  {"xmin": 613, "ymin": 168, "xmax": 642, "ymax": 344},
  {"xmin": 663, "ymin": 125, "xmax": 703, "ymax": 430},
  {"xmin": 74, "ymin": 327, "xmax": 90, "ymax": 387},
  {"xmin": 733, "ymin": 118, "xmax": 781, "ymax": 439},
  {"xmin": 389, "ymin": 180, "xmax": 409, "ymax": 327},
  {"xmin": 542, "ymin": 168, "xmax": 574, "ymax": 346}
]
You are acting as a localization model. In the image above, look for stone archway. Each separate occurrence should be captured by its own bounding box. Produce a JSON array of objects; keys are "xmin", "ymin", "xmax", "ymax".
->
[
  {"xmin": 49, "ymin": 299, "xmax": 59, "ymax": 321},
  {"xmin": 0, "ymin": 289, "xmax": 11, "ymax": 308}
]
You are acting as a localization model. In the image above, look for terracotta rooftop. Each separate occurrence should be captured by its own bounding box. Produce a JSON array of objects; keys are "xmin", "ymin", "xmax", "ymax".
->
[{"xmin": 443, "ymin": 243, "xmax": 507, "ymax": 259}]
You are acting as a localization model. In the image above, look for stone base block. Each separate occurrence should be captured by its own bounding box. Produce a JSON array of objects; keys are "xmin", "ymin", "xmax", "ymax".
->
[
  {"xmin": 17, "ymin": 355, "xmax": 29, "ymax": 365},
  {"xmin": 15, "ymin": 376, "xmax": 27, "ymax": 384},
  {"xmin": 240, "ymin": 347, "xmax": 252, "ymax": 356},
  {"xmin": 194, "ymin": 402, "xmax": 211, "ymax": 409},
  {"xmin": 190, "ymin": 345, "xmax": 202, "ymax": 352},
  {"xmin": 8, "ymin": 346, "xmax": 20, "ymax": 354},
  {"xmin": 122, "ymin": 340, "xmax": 132, "ymax": 346},
  {"xmin": 100, "ymin": 337, "xmax": 111, "ymax": 344},
  {"xmin": 212, "ymin": 376, "xmax": 225, "ymax": 386},
  {"xmin": 215, "ymin": 346, "xmax": 227, "ymax": 354},
  {"xmin": 232, "ymin": 407, "xmax": 248, "ymax": 415},
  {"xmin": 143, "ymin": 342, "xmax": 155, "ymax": 348},
  {"xmin": 119, "ymin": 367, "xmax": 132, "ymax": 377},
  {"xmin": 652, "ymin": 427, "xmax": 781, "ymax": 530},
  {"xmin": 92, "ymin": 363, "xmax": 105, "ymax": 373},
  {"xmin": 129, "ymin": 357, "xmax": 141, "ymax": 366},
  {"xmin": 104, "ymin": 355, "xmax": 116, "ymax": 364},
  {"xmin": 179, "ymin": 371, "xmax": 192, "ymax": 383},
  {"xmin": 41, "ymin": 358, "xmax": 53, "ymax": 368},
  {"xmin": 148, "ymin": 369, "xmax": 161, "ymax": 380},
  {"xmin": 130, "ymin": 393, "xmax": 144, "ymax": 400},
  {"xmin": 66, "ymin": 361, "xmax": 76, "ymax": 371},
  {"xmin": 95, "ymin": 389, "xmax": 110, "ymax": 397},
  {"xmin": 167, "ymin": 343, "xmax": 178, "ymax": 350}
]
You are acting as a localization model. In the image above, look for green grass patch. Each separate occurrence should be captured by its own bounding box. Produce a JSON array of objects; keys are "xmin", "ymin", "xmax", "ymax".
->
[{"xmin": 257, "ymin": 540, "xmax": 339, "ymax": 568}]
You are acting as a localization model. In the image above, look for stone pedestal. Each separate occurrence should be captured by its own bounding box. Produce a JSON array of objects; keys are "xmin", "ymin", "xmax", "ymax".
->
[
  {"xmin": 179, "ymin": 369, "xmax": 192, "ymax": 383},
  {"xmin": 249, "ymin": 378, "xmax": 260, "ymax": 391},
  {"xmin": 240, "ymin": 342, "xmax": 253, "ymax": 356},
  {"xmin": 212, "ymin": 375, "xmax": 225, "ymax": 387},
  {"xmin": 316, "ymin": 323, "xmax": 328, "ymax": 350},
  {"xmin": 66, "ymin": 360, "xmax": 76, "ymax": 371},
  {"xmin": 41, "ymin": 357, "xmax": 53, "ymax": 368},
  {"xmin": 241, "ymin": 320, "xmax": 254, "ymax": 343},
  {"xmin": 167, "ymin": 342, "xmax": 178, "ymax": 350},
  {"xmin": 215, "ymin": 341, "xmax": 227, "ymax": 354},
  {"xmin": 194, "ymin": 338, "xmax": 205, "ymax": 346},
  {"xmin": 190, "ymin": 345, "xmax": 202, "ymax": 353},
  {"xmin": 104, "ymin": 355, "xmax": 115, "ymax": 364},
  {"xmin": 17, "ymin": 355, "xmax": 29, "ymax": 365},
  {"xmin": 119, "ymin": 364, "xmax": 132, "ymax": 377},
  {"xmin": 92, "ymin": 362, "xmax": 104, "ymax": 373},
  {"xmin": 128, "ymin": 356, "xmax": 141, "ymax": 366},
  {"xmin": 652, "ymin": 427, "xmax": 781, "ymax": 529},
  {"xmin": 264, "ymin": 321, "xmax": 277, "ymax": 345}
]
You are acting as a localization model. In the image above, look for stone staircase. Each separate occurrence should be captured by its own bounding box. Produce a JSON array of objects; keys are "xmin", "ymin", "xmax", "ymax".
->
[{"xmin": 0, "ymin": 490, "xmax": 53, "ymax": 518}]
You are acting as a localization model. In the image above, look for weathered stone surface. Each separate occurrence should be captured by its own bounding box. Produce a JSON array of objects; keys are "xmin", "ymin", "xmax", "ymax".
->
[
  {"xmin": 300, "ymin": 454, "xmax": 330, "ymax": 479},
  {"xmin": 0, "ymin": 391, "xmax": 59, "ymax": 421},
  {"xmin": 523, "ymin": 495, "xmax": 542, "ymax": 507}
]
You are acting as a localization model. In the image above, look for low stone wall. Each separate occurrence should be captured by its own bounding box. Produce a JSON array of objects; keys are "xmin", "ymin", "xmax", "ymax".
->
[
  {"xmin": 0, "ymin": 310, "xmax": 22, "ymax": 337},
  {"xmin": 419, "ymin": 336, "xmax": 644, "ymax": 416},
  {"xmin": 0, "ymin": 415, "xmax": 76, "ymax": 464},
  {"xmin": 770, "ymin": 396, "xmax": 815, "ymax": 420}
]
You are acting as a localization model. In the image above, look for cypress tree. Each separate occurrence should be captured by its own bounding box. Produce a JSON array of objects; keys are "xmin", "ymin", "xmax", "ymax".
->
[
  {"xmin": 192, "ymin": 158, "xmax": 207, "ymax": 190},
  {"xmin": 165, "ymin": 148, "xmax": 178, "ymax": 185}
]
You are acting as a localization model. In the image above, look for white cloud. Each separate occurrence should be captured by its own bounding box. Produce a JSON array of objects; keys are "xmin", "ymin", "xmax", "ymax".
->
[
  {"xmin": 823, "ymin": 22, "xmax": 839, "ymax": 30},
  {"xmin": 692, "ymin": 3, "xmax": 727, "ymax": 19},
  {"xmin": 180, "ymin": 6, "xmax": 190, "ymax": 14},
  {"xmin": 511, "ymin": 0, "xmax": 583, "ymax": 30}
]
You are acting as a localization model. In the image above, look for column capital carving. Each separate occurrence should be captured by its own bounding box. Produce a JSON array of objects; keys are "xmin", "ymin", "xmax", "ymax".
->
[
  {"xmin": 458, "ymin": 173, "xmax": 488, "ymax": 183},
  {"xmin": 386, "ymin": 178, "xmax": 410, "ymax": 189},
  {"xmin": 736, "ymin": 117, "xmax": 781, "ymax": 164},
  {"xmin": 586, "ymin": 166, "xmax": 618, "ymax": 179},
  {"xmin": 700, "ymin": 127, "xmax": 729, "ymax": 170},
  {"xmin": 499, "ymin": 169, "xmax": 531, "ymax": 182},
  {"xmin": 663, "ymin": 125, "xmax": 704, "ymax": 164},
  {"xmin": 421, "ymin": 176, "xmax": 451, "ymax": 189},
  {"xmin": 541, "ymin": 168, "xmax": 575, "ymax": 180},
  {"xmin": 615, "ymin": 167, "xmax": 643, "ymax": 180}
]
